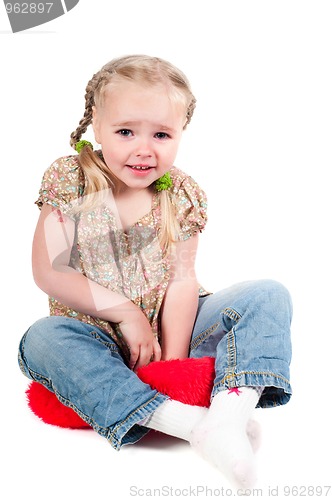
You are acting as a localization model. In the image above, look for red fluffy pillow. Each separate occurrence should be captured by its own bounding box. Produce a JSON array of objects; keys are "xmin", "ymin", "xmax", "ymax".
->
[
  {"xmin": 26, "ymin": 381, "xmax": 91, "ymax": 429},
  {"xmin": 26, "ymin": 356, "xmax": 215, "ymax": 429},
  {"xmin": 138, "ymin": 357, "xmax": 215, "ymax": 406}
]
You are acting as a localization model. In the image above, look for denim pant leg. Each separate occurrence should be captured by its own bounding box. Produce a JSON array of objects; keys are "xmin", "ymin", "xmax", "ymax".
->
[
  {"xmin": 189, "ymin": 280, "xmax": 293, "ymax": 408},
  {"xmin": 18, "ymin": 316, "xmax": 168, "ymax": 449}
]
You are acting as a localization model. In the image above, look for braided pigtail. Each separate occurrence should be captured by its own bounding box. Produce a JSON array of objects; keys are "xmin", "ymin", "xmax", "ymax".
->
[
  {"xmin": 70, "ymin": 69, "xmax": 112, "ymax": 149},
  {"xmin": 69, "ymin": 70, "xmax": 119, "ymax": 212},
  {"xmin": 184, "ymin": 96, "xmax": 197, "ymax": 129},
  {"xmin": 70, "ymin": 88, "xmax": 93, "ymax": 148}
]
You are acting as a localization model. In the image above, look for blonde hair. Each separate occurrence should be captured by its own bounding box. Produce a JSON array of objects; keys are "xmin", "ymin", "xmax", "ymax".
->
[{"xmin": 70, "ymin": 54, "xmax": 196, "ymax": 253}]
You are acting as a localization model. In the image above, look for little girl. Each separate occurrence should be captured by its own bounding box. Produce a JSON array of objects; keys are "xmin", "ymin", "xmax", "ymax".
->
[{"xmin": 18, "ymin": 55, "xmax": 292, "ymax": 489}]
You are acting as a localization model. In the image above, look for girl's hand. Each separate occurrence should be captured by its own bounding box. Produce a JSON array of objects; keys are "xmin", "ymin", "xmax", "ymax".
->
[{"xmin": 119, "ymin": 311, "xmax": 161, "ymax": 372}]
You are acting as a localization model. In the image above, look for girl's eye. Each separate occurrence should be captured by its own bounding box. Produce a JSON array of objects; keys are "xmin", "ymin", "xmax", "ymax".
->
[
  {"xmin": 117, "ymin": 129, "xmax": 133, "ymax": 137},
  {"xmin": 155, "ymin": 132, "xmax": 170, "ymax": 140}
]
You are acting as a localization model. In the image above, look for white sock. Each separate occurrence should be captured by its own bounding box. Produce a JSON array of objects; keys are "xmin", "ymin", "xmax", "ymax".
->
[
  {"xmin": 140, "ymin": 397, "xmax": 262, "ymax": 454},
  {"xmin": 142, "ymin": 399, "xmax": 208, "ymax": 441},
  {"xmin": 190, "ymin": 387, "xmax": 261, "ymax": 489},
  {"xmin": 246, "ymin": 418, "xmax": 262, "ymax": 454}
]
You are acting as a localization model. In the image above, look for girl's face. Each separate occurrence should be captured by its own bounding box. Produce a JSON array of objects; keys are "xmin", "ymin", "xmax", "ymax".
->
[{"xmin": 92, "ymin": 80, "xmax": 187, "ymax": 192}]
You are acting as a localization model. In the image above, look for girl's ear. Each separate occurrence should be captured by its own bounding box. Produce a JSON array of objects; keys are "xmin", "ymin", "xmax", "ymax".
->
[{"xmin": 92, "ymin": 106, "xmax": 101, "ymax": 144}]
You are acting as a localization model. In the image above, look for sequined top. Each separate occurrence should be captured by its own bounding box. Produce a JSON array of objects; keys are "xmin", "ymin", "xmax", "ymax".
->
[{"xmin": 36, "ymin": 154, "xmax": 208, "ymax": 354}]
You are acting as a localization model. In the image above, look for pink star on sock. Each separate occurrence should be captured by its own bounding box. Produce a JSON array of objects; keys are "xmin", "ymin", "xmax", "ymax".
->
[{"xmin": 228, "ymin": 388, "xmax": 242, "ymax": 396}]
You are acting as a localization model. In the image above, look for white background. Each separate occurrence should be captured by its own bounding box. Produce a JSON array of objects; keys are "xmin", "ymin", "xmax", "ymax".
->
[{"xmin": 1, "ymin": 1, "xmax": 331, "ymax": 498}]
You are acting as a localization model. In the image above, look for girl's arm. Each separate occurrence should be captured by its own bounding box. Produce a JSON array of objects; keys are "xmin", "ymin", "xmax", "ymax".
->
[
  {"xmin": 32, "ymin": 204, "xmax": 161, "ymax": 370},
  {"xmin": 160, "ymin": 234, "xmax": 200, "ymax": 360}
]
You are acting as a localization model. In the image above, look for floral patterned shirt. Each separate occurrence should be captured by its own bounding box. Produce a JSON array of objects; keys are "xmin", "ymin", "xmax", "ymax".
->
[{"xmin": 36, "ymin": 154, "xmax": 208, "ymax": 355}]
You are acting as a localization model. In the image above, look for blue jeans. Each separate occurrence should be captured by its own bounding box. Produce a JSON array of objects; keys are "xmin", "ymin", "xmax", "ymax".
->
[{"xmin": 18, "ymin": 279, "xmax": 292, "ymax": 450}]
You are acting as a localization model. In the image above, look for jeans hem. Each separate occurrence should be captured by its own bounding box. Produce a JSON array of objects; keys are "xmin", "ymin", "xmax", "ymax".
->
[
  {"xmin": 105, "ymin": 392, "xmax": 169, "ymax": 450},
  {"xmin": 212, "ymin": 370, "xmax": 292, "ymax": 408}
]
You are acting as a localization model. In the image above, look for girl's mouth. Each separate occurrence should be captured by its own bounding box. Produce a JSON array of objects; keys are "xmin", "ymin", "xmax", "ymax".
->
[
  {"xmin": 127, "ymin": 164, "xmax": 155, "ymax": 170},
  {"xmin": 126, "ymin": 164, "xmax": 156, "ymax": 176}
]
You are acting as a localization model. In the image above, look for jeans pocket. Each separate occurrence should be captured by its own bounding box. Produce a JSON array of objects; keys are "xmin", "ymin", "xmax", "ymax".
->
[
  {"xmin": 89, "ymin": 330, "xmax": 122, "ymax": 354},
  {"xmin": 190, "ymin": 322, "xmax": 223, "ymax": 354}
]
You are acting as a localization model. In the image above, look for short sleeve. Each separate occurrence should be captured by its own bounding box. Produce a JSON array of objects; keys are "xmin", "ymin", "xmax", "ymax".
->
[
  {"xmin": 170, "ymin": 167, "xmax": 208, "ymax": 241},
  {"xmin": 35, "ymin": 155, "xmax": 85, "ymax": 214}
]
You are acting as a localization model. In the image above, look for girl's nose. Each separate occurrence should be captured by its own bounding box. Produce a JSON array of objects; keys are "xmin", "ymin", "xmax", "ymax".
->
[{"xmin": 134, "ymin": 138, "xmax": 152, "ymax": 157}]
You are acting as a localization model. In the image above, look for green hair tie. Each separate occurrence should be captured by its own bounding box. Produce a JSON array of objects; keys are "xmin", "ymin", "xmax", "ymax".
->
[
  {"xmin": 155, "ymin": 172, "xmax": 173, "ymax": 191},
  {"xmin": 75, "ymin": 140, "xmax": 93, "ymax": 154}
]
